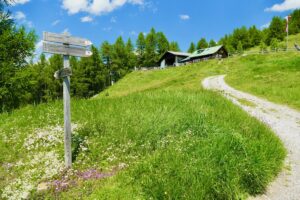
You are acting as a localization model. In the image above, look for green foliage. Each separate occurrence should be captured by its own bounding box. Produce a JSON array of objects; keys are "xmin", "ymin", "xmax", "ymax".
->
[
  {"xmin": 270, "ymin": 38, "xmax": 279, "ymax": 51},
  {"xmin": 74, "ymin": 46, "xmax": 107, "ymax": 97},
  {"xmin": 188, "ymin": 42, "xmax": 196, "ymax": 53},
  {"xmin": 267, "ymin": 16, "xmax": 285, "ymax": 45},
  {"xmin": 136, "ymin": 33, "xmax": 146, "ymax": 67},
  {"xmin": 232, "ymin": 26, "xmax": 250, "ymax": 49},
  {"xmin": 289, "ymin": 9, "xmax": 300, "ymax": 34},
  {"xmin": 197, "ymin": 38, "xmax": 208, "ymax": 49},
  {"xmin": 169, "ymin": 41, "xmax": 181, "ymax": 52},
  {"xmin": 237, "ymin": 41, "xmax": 244, "ymax": 54},
  {"xmin": 259, "ymin": 41, "xmax": 268, "ymax": 53},
  {"xmin": 156, "ymin": 32, "xmax": 169, "ymax": 56},
  {"xmin": 248, "ymin": 25, "xmax": 262, "ymax": 47},
  {"xmin": 144, "ymin": 28, "xmax": 158, "ymax": 67},
  {"xmin": 0, "ymin": 2, "xmax": 37, "ymax": 112},
  {"xmin": 209, "ymin": 39, "xmax": 217, "ymax": 47},
  {"xmin": 216, "ymin": 9, "xmax": 300, "ymax": 54},
  {"xmin": 125, "ymin": 38, "xmax": 137, "ymax": 70},
  {"xmin": 3, "ymin": 46, "xmax": 300, "ymax": 199}
]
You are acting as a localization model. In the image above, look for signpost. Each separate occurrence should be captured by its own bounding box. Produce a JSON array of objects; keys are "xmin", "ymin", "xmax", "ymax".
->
[{"xmin": 43, "ymin": 32, "xmax": 92, "ymax": 168}]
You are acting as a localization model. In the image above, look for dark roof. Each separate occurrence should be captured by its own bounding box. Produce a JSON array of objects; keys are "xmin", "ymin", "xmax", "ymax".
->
[{"xmin": 159, "ymin": 51, "xmax": 191, "ymax": 63}]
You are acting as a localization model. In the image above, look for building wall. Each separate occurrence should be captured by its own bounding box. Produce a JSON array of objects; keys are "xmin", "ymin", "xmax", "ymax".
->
[{"xmin": 160, "ymin": 59, "xmax": 166, "ymax": 69}]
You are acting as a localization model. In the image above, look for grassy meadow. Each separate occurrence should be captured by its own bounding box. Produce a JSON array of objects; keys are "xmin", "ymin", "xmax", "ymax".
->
[
  {"xmin": 101, "ymin": 51, "xmax": 300, "ymax": 110},
  {"xmin": 2, "ymin": 48, "xmax": 300, "ymax": 199}
]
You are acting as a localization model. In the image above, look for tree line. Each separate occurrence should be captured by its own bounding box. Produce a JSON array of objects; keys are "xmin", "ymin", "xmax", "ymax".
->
[
  {"xmin": 1, "ymin": 0, "xmax": 300, "ymax": 112},
  {"xmin": 217, "ymin": 10, "xmax": 300, "ymax": 54}
]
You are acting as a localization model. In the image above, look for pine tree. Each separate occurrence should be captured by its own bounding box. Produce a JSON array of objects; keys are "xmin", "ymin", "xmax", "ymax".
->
[
  {"xmin": 188, "ymin": 42, "xmax": 196, "ymax": 53},
  {"xmin": 232, "ymin": 26, "xmax": 250, "ymax": 49},
  {"xmin": 126, "ymin": 38, "xmax": 137, "ymax": 70},
  {"xmin": 267, "ymin": 16, "xmax": 285, "ymax": 45},
  {"xmin": 111, "ymin": 36, "xmax": 127, "ymax": 78},
  {"xmin": 156, "ymin": 32, "xmax": 169, "ymax": 56},
  {"xmin": 100, "ymin": 41, "xmax": 112, "ymax": 86},
  {"xmin": 169, "ymin": 41, "xmax": 181, "ymax": 52},
  {"xmin": 197, "ymin": 38, "xmax": 208, "ymax": 49},
  {"xmin": 248, "ymin": 26, "xmax": 262, "ymax": 47},
  {"xmin": 144, "ymin": 28, "xmax": 158, "ymax": 67},
  {"xmin": 209, "ymin": 40, "xmax": 217, "ymax": 47},
  {"xmin": 289, "ymin": 9, "xmax": 300, "ymax": 35},
  {"xmin": 136, "ymin": 33, "xmax": 146, "ymax": 67}
]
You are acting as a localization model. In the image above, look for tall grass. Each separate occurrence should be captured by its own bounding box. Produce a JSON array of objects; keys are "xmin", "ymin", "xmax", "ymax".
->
[{"xmin": 1, "ymin": 49, "xmax": 296, "ymax": 199}]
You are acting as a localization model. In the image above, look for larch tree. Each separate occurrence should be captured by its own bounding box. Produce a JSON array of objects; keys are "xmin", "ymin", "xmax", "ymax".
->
[
  {"xmin": 188, "ymin": 42, "xmax": 196, "ymax": 53},
  {"xmin": 169, "ymin": 41, "xmax": 181, "ymax": 52},
  {"xmin": 197, "ymin": 38, "xmax": 208, "ymax": 49}
]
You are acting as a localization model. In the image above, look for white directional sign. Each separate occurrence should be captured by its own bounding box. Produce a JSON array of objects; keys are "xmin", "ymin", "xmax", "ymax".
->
[
  {"xmin": 43, "ymin": 42, "xmax": 92, "ymax": 57},
  {"xmin": 43, "ymin": 32, "xmax": 92, "ymax": 46}
]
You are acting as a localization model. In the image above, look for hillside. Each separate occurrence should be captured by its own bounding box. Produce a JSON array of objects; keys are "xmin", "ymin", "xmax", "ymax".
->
[
  {"xmin": 101, "ymin": 51, "xmax": 300, "ymax": 110},
  {"xmin": 2, "ymin": 50, "xmax": 300, "ymax": 199},
  {"xmin": 247, "ymin": 33, "xmax": 300, "ymax": 53}
]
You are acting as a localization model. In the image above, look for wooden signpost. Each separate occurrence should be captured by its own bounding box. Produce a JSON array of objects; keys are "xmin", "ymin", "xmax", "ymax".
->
[{"xmin": 43, "ymin": 32, "xmax": 92, "ymax": 168}]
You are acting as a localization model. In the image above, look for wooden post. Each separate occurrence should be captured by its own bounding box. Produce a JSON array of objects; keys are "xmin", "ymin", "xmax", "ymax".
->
[
  {"xmin": 63, "ymin": 54, "xmax": 72, "ymax": 168},
  {"xmin": 43, "ymin": 32, "xmax": 92, "ymax": 169}
]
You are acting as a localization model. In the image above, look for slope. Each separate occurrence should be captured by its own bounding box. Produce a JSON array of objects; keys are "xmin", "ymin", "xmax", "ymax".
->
[{"xmin": 2, "ymin": 50, "xmax": 299, "ymax": 199}]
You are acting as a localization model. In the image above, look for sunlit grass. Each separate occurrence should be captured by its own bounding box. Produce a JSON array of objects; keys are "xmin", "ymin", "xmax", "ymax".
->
[{"xmin": 2, "ymin": 48, "xmax": 299, "ymax": 199}]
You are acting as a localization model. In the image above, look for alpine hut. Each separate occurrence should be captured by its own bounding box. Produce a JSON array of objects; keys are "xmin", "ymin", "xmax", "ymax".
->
[{"xmin": 159, "ymin": 51, "xmax": 191, "ymax": 69}]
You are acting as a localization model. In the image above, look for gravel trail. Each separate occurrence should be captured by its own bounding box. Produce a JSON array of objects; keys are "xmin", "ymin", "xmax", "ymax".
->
[{"xmin": 202, "ymin": 75, "xmax": 300, "ymax": 200}]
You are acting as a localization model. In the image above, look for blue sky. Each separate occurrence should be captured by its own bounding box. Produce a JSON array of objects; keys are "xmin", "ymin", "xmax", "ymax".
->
[{"xmin": 9, "ymin": 0, "xmax": 300, "ymax": 53}]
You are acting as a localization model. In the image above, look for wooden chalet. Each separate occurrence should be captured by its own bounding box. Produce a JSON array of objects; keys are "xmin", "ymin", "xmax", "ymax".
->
[
  {"xmin": 180, "ymin": 45, "xmax": 228, "ymax": 64},
  {"xmin": 159, "ymin": 51, "xmax": 191, "ymax": 69}
]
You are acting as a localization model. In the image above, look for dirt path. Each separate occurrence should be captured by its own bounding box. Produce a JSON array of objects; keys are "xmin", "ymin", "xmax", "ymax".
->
[{"xmin": 202, "ymin": 75, "xmax": 300, "ymax": 200}]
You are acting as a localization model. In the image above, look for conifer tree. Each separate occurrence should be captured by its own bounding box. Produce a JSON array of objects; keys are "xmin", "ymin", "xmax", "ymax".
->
[
  {"xmin": 209, "ymin": 40, "xmax": 217, "ymax": 47},
  {"xmin": 136, "ymin": 33, "xmax": 146, "ymax": 67},
  {"xmin": 156, "ymin": 32, "xmax": 169, "ymax": 56},
  {"xmin": 144, "ymin": 28, "xmax": 158, "ymax": 67},
  {"xmin": 188, "ymin": 42, "xmax": 196, "ymax": 53},
  {"xmin": 197, "ymin": 38, "xmax": 208, "ymax": 49},
  {"xmin": 169, "ymin": 41, "xmax": 180, "ymax": 52}
]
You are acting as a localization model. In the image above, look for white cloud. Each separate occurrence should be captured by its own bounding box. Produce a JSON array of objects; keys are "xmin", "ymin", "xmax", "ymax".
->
[
  {"xmin": 11, "ymin": 0, "xmax": 30, "ymax": 6},
  {"xmin": 260, "ymin": 22, "xmax": 270, "ymax": 29},
  {"xmin": 81, "ymin": 16, "xmax": 93, "ymax": 22},
  {"xmin": 265, "ymin": 0, "xmax": 300, "ymax": 12},
  {"xmin": 62, "ymin": 0, "xmax": 144, "ymax": 15},
  {"xmin": 51, "ymin": 20, "xmax": 60, "ymax": 26},
  {"xmin": 180, "ymin": 14, "xmax": 190, "ymax": 20},
  {"xmin": 62, "ymin": 0, "xmax": 88, "ymax": 15},
  {"xmin": 14, "ymin": 11, "xmax": 26, "ymax": 20},
  {"xmin": 13, "ymin": 11, "xmax": 33, "ymax": 28}
]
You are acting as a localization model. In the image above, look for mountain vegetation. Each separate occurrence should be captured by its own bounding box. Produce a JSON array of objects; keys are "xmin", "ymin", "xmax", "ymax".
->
[
  {"xmin": 1, "ymin": 0, "xmax": 300, "ymax": 114},
  {"xmin": 2, "ymin": 51, "xmax": 296, "ymax": 199}
]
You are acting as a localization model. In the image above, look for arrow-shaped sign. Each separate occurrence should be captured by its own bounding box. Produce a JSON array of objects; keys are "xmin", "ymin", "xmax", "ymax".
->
[
  {"xmin": 43, "ymin": 42, "xmax": 93, "ymax": 57},
  {"xmin": 43, "ymin": 32, "xmax": 92, "ymax": 47}
]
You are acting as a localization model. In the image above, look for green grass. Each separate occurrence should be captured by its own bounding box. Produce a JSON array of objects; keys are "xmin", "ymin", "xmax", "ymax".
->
[
  {"xmin": 2, "ymin": 49, "xmax": 299, "ymax": 199},
  {"xmin": 247, "ymin": 33, "xmax": 300, "ymax": 52},
  {"xmin": 98, "ymin": 50, "xmax": 300, "ymax": 110}
]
